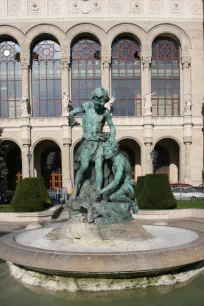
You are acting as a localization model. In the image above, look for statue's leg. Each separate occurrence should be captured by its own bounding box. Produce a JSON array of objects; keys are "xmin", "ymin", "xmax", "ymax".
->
[
  {"xmin": 71, "ymin": 152, "xmax": 90, "ymax": 199},
  {"xmin": 109, "ymin": 189, "xmax": 139, "ymax": 214},
  {"xmin": 95, "ymin": 157, "xmax": 103, "ymax": 191}
]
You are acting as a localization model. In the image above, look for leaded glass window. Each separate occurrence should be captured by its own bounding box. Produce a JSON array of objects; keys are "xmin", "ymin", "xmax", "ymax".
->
[
  {"xmin": 151, "ymin": 39, "xmax": 180, "ymax": 116},
  {"xmin": 32, "ymin": 40, "xmax": 61, "ymax": 117},
  {"xmin": 71, "ymin": 39, "xmax": 101, "ymax": 109},
  {"xmin": 0, "ymin": 41, "xmax": 21, "ymax": 118},
  {"xmin": 112, "ymin": 38, "xmax": 141, "ymax": 116}
]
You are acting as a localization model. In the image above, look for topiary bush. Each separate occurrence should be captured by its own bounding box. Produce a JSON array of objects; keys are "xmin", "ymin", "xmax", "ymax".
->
[
  {"xmin": 138, "ymin": 174, "xmax": 177, "ymax": 210},
  {"xmin": 135, "ymin": 176, "xmax": 145, "ymax": 200},
  {"xmin": 11, "ymin": 177, "xmax": 52, "ymax": 212}
]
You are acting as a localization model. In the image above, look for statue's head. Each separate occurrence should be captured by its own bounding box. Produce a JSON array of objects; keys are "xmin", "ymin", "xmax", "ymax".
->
[
  {"xmin": 103, "ymin": 140, "xmax": 119, "ymax": 160},
  {"xmin": 92, "ymin": 87, "xmax": 109, "ymax": 110}
]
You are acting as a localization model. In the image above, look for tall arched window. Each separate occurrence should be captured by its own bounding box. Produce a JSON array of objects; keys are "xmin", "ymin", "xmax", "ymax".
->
[
  {"xmin": 151, "ymin": 39, "xmax": 180, "ymax": 116},
  {"xmin": 32, "ymin": 40, "xmax": 61, "ymax": 117},
  {"xmin": 71, "ymin": 38, "xmax": 101, "ymax": 109},
  {"xmin": 0, "ymin": 40, "xmax": 21, "ymax": 118},
  {"xmin": 112, "ymin": 38, "xmax": 141, "ymax": 116}
]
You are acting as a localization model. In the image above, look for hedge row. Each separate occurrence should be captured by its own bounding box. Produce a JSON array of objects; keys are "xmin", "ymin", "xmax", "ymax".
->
[
  {"xmin": 11, "ymin": 177, "xmax": 52, "ymax": 212},
  {"xmin": 135, "ymin": 174, "xmax": 177, "ymax": 209}
]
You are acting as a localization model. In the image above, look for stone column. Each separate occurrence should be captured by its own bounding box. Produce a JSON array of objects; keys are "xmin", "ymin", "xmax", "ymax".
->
[
  {"xmin": 142, "ymin": 55, "xmax": 152, "ymax": 104},
  {"xmin": 182, "ymin": 56, "xmax": 191, "ymax": 108},
  {"xmin": 144, "ymin": 139, "xmax": 152, "ymax": 174},
  {"xmin": 21, "ymin": 144, "xmax": 30, "ymax": 178},
  {"xmin": 102, "ymin": 58, "xmax": 111, "ymax": 93},
  {"xmin": 182, "ymin": 56, "xmax": 192, "ymax": 183},
  {"xmin": 21, "ymin": 55, "xmax": 30, "ymax": 101},
  {"xmin": 142, "ymin": 55, "xmax": 153, "ymax": 174},
  {"xmin": 61, "ymin": 56, "xmax": 71, "ymax": 103},
  {"xmin": 61, "ymin": 117, "xmax": 73, "ymax": 191},
  {"xmin": 184, "ymin": 138, "xmax": 192, "ymax": 184}
]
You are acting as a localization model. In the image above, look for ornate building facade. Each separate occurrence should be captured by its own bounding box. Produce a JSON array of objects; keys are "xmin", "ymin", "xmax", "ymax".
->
[{"xmin": 0, "ymin": 0, "xmax": 203, "ymax": 190}]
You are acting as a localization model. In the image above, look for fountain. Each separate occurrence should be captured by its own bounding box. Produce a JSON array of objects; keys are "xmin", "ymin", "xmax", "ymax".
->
[{"xmin": 0, "ymin": 88, "xmax": 203, "ymax": 292}]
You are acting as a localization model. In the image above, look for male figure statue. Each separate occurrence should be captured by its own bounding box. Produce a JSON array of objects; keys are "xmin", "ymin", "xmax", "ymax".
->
[
  {"xmin": 69, "ymin": 88, "xmax": 116, "ymax": 200},
  {"xmin": 98, "ymin": 140, "xmax": 138, "ymax": 213}
]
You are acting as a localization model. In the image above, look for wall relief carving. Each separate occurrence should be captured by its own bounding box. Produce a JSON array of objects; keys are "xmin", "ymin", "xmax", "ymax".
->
[
  {"xmin": 8, "ymin": 0, "xmax": 20, "ymax": 16},
  {"xmin": 111, "ymin": 0, "xmax": 123, "ymax": 14},
  {"xmin": 170, "ymin": 0, "xmax": 183, "ymax": 15},
  {"xmin": 132, "ymin": 0, "xmax": 144, "ymax": 14},
  {"xmin": 150, "ymin": 0, "xmax": 163, "ymax": 15},
  {"xmin": 191, "ymin": 0, "xmax": 202, "ymax": 15},
  {"xmin": 49, "ymin": 0, "xmax": 61, "ymax": 15},
  {"xmin": 71, "ymin": 0, "xmax": 101, "ymax": 14},
  {"xmin": 28, "ymin": 0, "xmax": 40, "ymax": 15}
]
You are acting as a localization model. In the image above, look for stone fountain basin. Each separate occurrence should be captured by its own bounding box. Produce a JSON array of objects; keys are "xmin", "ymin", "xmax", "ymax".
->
[{"xmin": 0, "ymin": 222, "xmax": 204, "ymax": 277}]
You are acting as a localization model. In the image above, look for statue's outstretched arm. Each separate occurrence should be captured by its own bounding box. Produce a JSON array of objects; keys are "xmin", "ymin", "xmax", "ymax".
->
[
  {"xmin": 69, "ymin": 107, "xmax": 84, "ymax": 117},
  {"xmin": 68, "ymin": 107, "xmax": 84, "ymax": 126},
  {"xmin": 106, "ymin": 111, "xmax": 116, "ymax": 140}
]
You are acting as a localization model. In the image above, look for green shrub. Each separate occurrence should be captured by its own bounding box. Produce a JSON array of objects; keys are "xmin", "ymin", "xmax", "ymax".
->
[
  {"xmin": 138, "ymin": 174, "xmax": 177, "ymax": 210},
  {"xmin": 11, "ymin": 177, "xmax": 52, "ymax": 212},
  {"xmin": 135, "ymin": 176, "xmax": 145, "ymax": 200}
]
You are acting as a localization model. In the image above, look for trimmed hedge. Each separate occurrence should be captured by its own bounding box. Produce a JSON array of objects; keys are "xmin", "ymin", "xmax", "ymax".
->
[
  {"xmin": 138, "ymin": 174, "xmax": 177, "ymax": 209},
  {"xmin": 135, "ymin": 176, "xmax": 145, "ymax": 200},
  {"xmin": 11, "ymin": 177, "xmax": 52, "ymax": 212}
]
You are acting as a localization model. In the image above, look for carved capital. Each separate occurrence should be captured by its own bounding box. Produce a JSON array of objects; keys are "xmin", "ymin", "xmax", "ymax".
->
[
  {"xmin": 20, "ymin": 56, "xmax": 30, "ymax": 69},
  {"xmin": 61, "ymin": 57, "xmax": 71, "ymax": 68},
  {"xmin": 103, "ymin": 59, "xmax": 111, "ymax": 69},
  {"xmin": 144, "ymin": 137, "xmax": 153, "ymax": 145},
  {"xmin": 181, "ymin": 56, "xmax": 191, "ymax": 69},
  {"xmin": 142, "ymin": 55, "xmax": 151, "ymax": 68},
  {"xmin": 183, "ymin": 136, "xmax": 192, "ymax": 144}
]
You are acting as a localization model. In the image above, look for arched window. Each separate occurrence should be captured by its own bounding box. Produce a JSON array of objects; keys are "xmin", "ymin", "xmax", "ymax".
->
[
  {"xmin": 71, "ymin": 38, "xmax": 101, "ymax": 109},
  {"xmin": 152, "ymin": 39, "xmax": 180, "ymax": 116},
  {"xmin": 0, "ymin": 40, "xmax": 21, "ymax": 118},
  {"xmin": 32, "ymin": 40, "xmax": 61, "ymax": 117},
  {"xmin": 112, "ymin": 38, "xmax": 141, "ymax": 116}
]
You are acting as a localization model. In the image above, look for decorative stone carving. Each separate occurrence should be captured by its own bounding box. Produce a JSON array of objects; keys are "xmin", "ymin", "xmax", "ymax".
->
[
  {"xmin": 182, "ymin": 56, "xmax": 191, "ymax": 69},
  {"xmin": 191, "ymin": 0, "xmax": 202, "ymax": 15},
  {"xmin": 62, "ymin": 92, "xmax": 72, "ymax": 116},
  {"xmin": 144, "ymin": 93, "xmax": 156, "ymax": 116},
  {"xmin": 132, "ymin": 0, "xmax": 144, "ymax": 14},
  {"xmin": 49, "ymin": 0, "xmax": 61, "ymax": 15},
  {"xmin": 150, "ymin": 0, "xmax": 163, "ymax": 15},
  {"xmin": 28, "ymin": 1, "xmax": 40, "ymax": 15},
  {"xmin": 184, "ymin": 94, "xmax": 192, "ymax": 116},
  {"xmin": 169, "ymin": 0, "xmax": 183, "ymax": 15},
  {"xmin": 8, "ymin": 0, "xmax": 20, "ymax": 16},
  {"xmin": 71, "ymin": 0, "xmax": 101, "ymax": 14},
  {"xmin": 20, "ymin": 96, "xmax": 29, "ymax": 118},
  {"xmin": 111, "ymin": 0, "xmax": 123, "ymax": 14},
  {"xmin": 20, "ymin": 56, "xmax": 30, "ymax": 69},
  {"xmin": 142, "ymin": 55, "xmax": 151, "ymax": 68}
]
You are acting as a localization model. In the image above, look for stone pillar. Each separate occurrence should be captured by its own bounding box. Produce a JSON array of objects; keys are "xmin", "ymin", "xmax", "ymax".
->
[
  {"xmin": 144, "ymin": 139, "xmax": 152, "ymax": 174},
  {"xmin": 182, "ymin": 56, "xmax": 192, "ymax": 183},
  {"xmin": 61, "ymin": 117, "xmax": 73, "ymax": 191},
  {"xmin": 142, "ymin": 55, "xmax": 153, "ymax": 174},
  {"xmin": 102, "ymin": 46, "xmax": 111, "ymax": 93},
  {"xmin": 61, "ymin": 56, "xmax": 71, "ymax": 103},
  {"xmin": 21, "ymin": 55, "xmax": 30, "ymax": 100},
  {"xmin": 20, "ymin": 117, "xmax": 31, "ymax": 178},
  {"xmin": 182, "ymin": 56, "xmax": 191, "ymax": 108},
  {"xmin": 184, "ymin": 139, "xmax": 192, "ymax": 184},
  {"xmin": 21, "ymin": 144, "xmax": 30, "ymax": 178},
  {"xmin": 102, "ymin": 59, "xmax": 111, "ymax": 93},
  {"xmin": 142, "ymin": 55, "xmax": 152, "ymax": 104}
]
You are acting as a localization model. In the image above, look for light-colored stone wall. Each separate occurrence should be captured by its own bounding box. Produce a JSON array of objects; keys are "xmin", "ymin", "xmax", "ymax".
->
[{"xmin": 0, "ymin": 0, "xmax": 204, "ymax": 187}]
